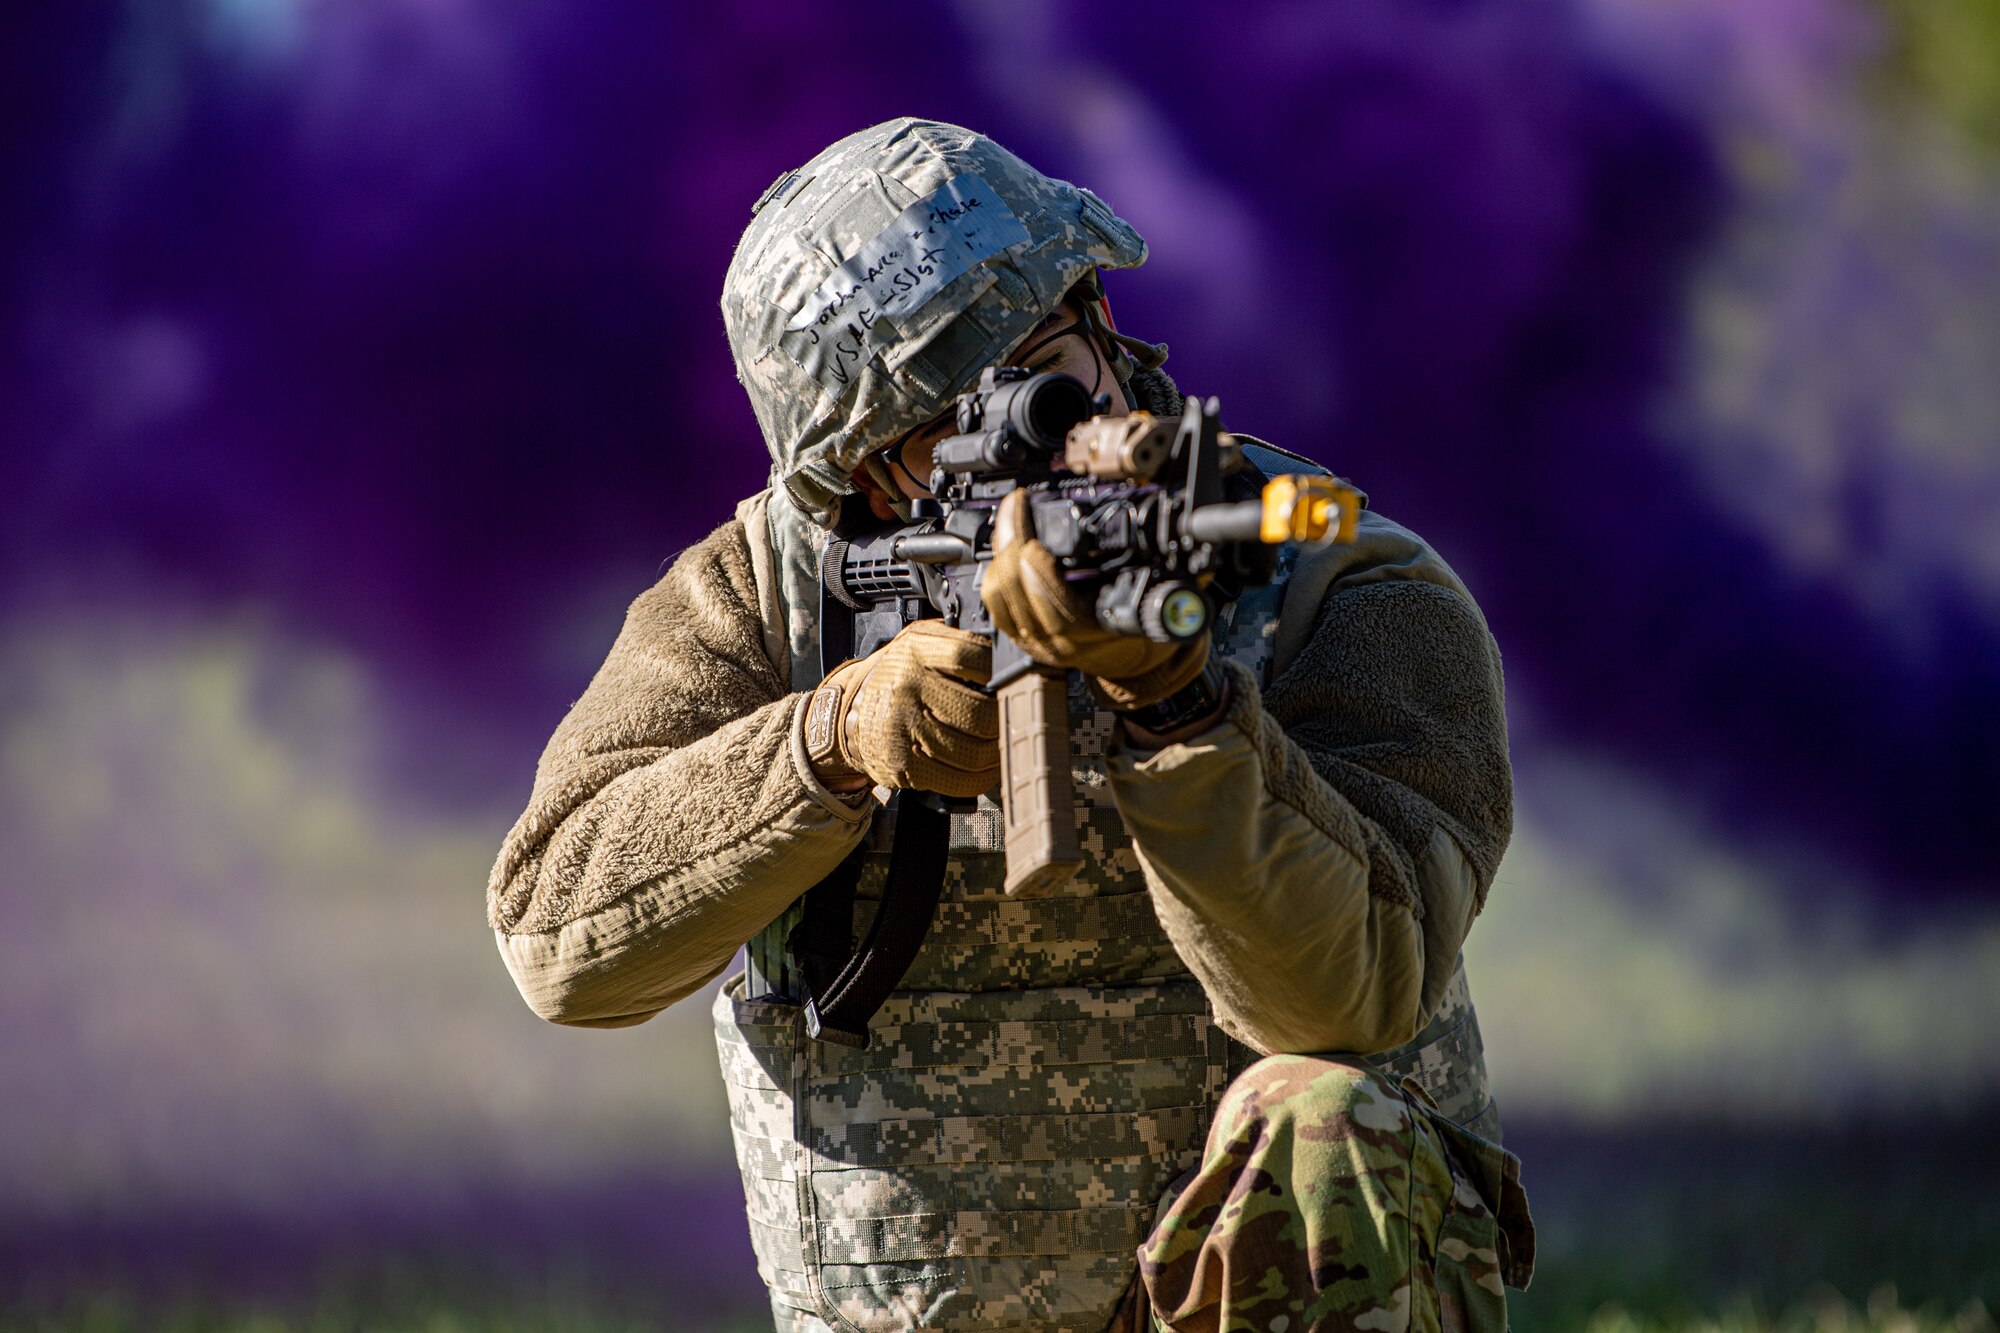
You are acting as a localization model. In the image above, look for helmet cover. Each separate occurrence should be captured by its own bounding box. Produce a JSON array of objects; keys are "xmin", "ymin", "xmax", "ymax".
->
[{"xmin": 721, "ymin": 118, "xmax": 1148, "ymax": 523}]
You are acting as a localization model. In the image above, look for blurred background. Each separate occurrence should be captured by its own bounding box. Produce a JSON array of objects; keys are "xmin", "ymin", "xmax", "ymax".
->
[{"xmin": 3, "ymin": 1, "xmax": 1997, "ymax": 1329}]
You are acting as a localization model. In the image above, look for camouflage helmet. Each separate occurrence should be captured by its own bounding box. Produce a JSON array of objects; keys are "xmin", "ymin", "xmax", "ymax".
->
[{"xmin": 722, "ymin": 118, "xmax": 1149, "ymax": 524}]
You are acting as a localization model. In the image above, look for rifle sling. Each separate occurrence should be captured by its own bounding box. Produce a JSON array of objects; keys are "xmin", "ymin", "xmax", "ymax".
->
[{"xmin": 789, "ymin": 793, "xmax": 950, "ymax": 1048}]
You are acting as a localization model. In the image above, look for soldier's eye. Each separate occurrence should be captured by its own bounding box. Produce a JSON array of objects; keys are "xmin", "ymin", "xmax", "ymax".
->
[{"xmin": 1026, "ymin": 337, "xmax": 1087, "ymax": 377}]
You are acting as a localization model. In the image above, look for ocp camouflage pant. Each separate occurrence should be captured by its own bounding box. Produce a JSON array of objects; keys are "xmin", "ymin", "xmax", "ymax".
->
[{"xmin": 1129, "ymin": 1054, "xmax": 1534, "ymax": 1333}]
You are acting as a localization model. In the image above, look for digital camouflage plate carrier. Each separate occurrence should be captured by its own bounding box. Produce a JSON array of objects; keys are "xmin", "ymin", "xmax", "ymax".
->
[{"xmin": 714, "ymin": 480, "xmax": 1506, "ymax": 1332}]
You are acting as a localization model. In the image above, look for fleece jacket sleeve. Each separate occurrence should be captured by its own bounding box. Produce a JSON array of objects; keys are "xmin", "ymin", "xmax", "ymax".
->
[
  {"xmin": 486, "ymin": 517, "xmax": 871, "ymax": 1028},
  {"xmin": 1105, "ymin": 512, "xmax": 1512, "ymax": 1057}
]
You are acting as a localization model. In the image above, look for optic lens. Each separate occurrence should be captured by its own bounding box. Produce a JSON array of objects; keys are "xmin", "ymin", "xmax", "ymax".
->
[
  {"xmin": 1160, "ymin": 588, "xmax": 1208, "ymax": 638},
  {"xmin": 1015, "ymin": 373, "xmax": 1091, "ymax": 449}
]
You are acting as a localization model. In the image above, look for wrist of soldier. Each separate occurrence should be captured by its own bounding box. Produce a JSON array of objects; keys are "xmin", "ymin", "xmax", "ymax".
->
[
  {"xmin": 1085, "ymin": 637, "xmax": 1211, "ymax": 711},
  {"xmin": 1114, "ymin": 659, "xmax": 1231, "ymax": 750},
  {"xmin": 1119, "ymin": 696, "xmax": 1229, "ymax": 751},
  {"xmin": 816, "ymin": 767, "xmax": 871, "ymax": 794},
  {"xmin": 803, "ymin": 683, "xmax": 868, "ymax": 791}
]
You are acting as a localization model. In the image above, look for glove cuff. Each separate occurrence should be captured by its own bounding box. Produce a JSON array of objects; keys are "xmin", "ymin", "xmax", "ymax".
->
[
  {"xmin": 803, "ymin": 680, "xmax": 863, "ymax": 782},
  {"xmin": 1112, "ymin": 657, "xmax": 1229, "ymax": 733},
  {"xmin": 1089, "ymin": 636, "xmax": 1211, "ymax": 710}
]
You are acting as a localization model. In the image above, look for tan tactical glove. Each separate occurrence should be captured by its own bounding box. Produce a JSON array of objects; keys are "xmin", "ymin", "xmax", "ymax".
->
[
  {"xmin": 982, "ymin": 489, "xmax": 1209, "ymax": 710},
  {"xmin": 803, "ymin": 620, "xmax": 1000, "ymax": 798}
]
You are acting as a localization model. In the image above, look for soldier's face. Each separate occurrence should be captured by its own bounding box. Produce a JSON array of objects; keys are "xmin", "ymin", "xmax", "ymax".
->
[{"xmin": 882, "ymin": 296, "xmax": 1129, "ymax": 500}]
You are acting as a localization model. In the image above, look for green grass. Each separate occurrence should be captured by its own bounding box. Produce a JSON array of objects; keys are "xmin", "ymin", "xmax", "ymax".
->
[
  {"xmin": 5, "ymin": 1115, "xmax": 1995, "ymax": 1331},
  {"xmin": 1578, "ymin": 1289, "xmax": 1996, "ymax": 1333},
  {"xmin": 1502, "ymin": 1113, "xmax": 2000, "ymax": 1333}
]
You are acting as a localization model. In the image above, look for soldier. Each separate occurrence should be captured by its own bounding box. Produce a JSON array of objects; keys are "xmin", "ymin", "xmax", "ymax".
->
[{"xmin": 489, "ymin": 118, "xmax": 1534, "ymax": 1332}]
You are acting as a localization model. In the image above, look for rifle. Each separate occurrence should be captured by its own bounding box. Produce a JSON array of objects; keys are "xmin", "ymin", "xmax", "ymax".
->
[
  {"xmin": 824, "ymin": 366, "xmax": 1357, "ymax": 890},
  {"xmin": 794, "ymin": 369, "xmax": 1356, "ymax": 1044}
]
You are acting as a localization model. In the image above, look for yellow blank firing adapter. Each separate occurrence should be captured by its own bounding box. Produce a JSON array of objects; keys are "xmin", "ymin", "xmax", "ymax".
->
[{"xmin": 1260, "ymin": 475, "xmax": 1359, "ymax": 545}]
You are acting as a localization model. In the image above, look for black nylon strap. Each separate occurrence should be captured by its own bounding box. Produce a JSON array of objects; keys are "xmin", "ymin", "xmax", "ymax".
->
[
  {"xmin": 793, "ymin": 532, "xmax": 948, "ymax": 1047},
  {"xmin": 818, "ymin": 570, "xmax": 856, "ymax": 672},
  {"xmin": 790, "ymin": 793, "xmax": 951, "ymax": 1048},
  {"xmin": 785, "ymin": 843, "xmax": 863, "ymax": 1012}
]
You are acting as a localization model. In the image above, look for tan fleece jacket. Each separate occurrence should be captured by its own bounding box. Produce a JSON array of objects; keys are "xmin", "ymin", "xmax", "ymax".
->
[
  {"xmin": 488, "ymin": 520, "xmax": 871, "ymax": 1027},
  {"xmin": 489, "ymin": 508, "xmax": 1510, "ymax": 1055},
  {"xmin": 1108, "ymin": 511, "xmax": 1511, "ymax": 1055}
]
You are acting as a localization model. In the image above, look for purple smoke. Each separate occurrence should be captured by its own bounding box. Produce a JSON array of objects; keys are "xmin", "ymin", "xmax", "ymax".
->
[{"xmin": 2, "ymin": 0, "xmax": 1995, "ymax": 895}]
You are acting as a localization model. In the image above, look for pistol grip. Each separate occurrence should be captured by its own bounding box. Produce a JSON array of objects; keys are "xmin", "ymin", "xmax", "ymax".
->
[{"xmin": 997, "ymin": 670, "xmax": 1082, "ymax": 898}]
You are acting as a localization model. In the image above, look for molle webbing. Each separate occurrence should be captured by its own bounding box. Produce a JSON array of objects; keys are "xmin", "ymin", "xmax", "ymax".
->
[{"xmin": 715, "ymin": 977, "xmax": 1230, "ymax": 1329}]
